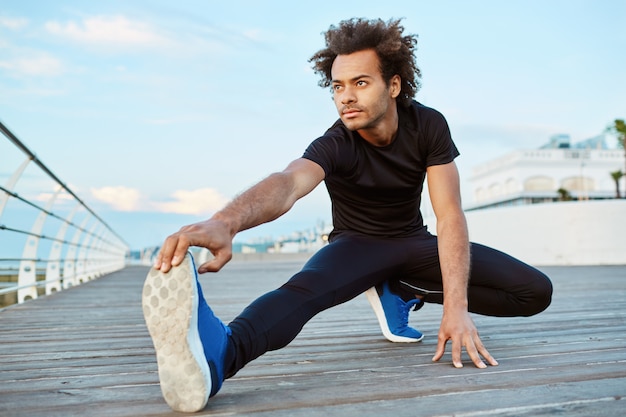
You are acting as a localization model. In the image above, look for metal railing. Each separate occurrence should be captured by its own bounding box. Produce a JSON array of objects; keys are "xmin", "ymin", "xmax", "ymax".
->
[{"xmin": 0, "ymin": 120, "xmax": 129, "ymax": 308}]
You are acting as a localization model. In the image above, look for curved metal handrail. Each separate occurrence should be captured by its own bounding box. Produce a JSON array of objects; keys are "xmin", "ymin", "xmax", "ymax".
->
[{"xmin": 0, "ymin": 120, "xmax": 130, "ymax": 307}]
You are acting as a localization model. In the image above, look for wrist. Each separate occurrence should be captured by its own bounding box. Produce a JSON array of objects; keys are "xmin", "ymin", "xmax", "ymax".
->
[
  {"xmin": 210, "ymin": 212, "xmax": 239, "ymax": 238},
  {"xmin": 443, "ymin": 297, "xmax": 468, "ymax": 313}
]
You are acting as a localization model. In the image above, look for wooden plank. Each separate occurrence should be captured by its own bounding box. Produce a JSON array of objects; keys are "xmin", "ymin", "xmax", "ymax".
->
[{"xmin": 0, "ymin": 262, "xmax": 624, "ymax": 417}]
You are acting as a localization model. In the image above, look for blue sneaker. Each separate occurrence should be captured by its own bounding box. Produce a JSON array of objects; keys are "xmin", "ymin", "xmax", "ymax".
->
[
  {"xmin": 365, "ymin": 281, "xmax": 424, "ymax": 343},
  {"xmin": 142, "ymin": 252, "xmax": 231, "ymax": 412}
]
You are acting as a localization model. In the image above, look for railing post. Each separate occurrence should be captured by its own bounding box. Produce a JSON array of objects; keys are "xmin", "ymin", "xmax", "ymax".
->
[
  {"xmin": 16, "ymin": 253, "xmax": 37, "ymax": 303},
  {"xmin": 63, "ymin": 214, "xmax": 91, "ymax": 289},
  {"xmin": 85, "ymin": 227, "xmax": 101, "ymax": 280},
  {"xmin": 76, "ymin": 221, "xmax": 98, "ymax": 284},
  {"xmin": 17, "ymin": 187, "xmax": 62, "ymax": 303},
  {"xmin": 94, "ymin": 229, "xmax": 110, "ymax": 275},
  {"xmin": 0, "ymin": 158, "xmax": 31, "ymax": 220},
  {"xmin": 92, "ymin": 229, "xmax": 113, "ymax": 277},
  {"xmin": 45, "ymin": 202, "xmax": 81, "ymax": 295}
]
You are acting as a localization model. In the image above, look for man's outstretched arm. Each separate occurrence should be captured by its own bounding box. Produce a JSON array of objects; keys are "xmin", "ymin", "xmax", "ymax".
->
[
  {"xmin": 155, "ymin": 158, "xmax": 325, "ymax": 273},
  {"xmin": 426, "ymin": 161, "xmax": 498, "ymax": 369}
]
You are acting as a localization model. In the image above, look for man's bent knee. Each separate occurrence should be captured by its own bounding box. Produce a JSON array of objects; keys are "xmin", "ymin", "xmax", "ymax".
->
[{"xmin": 523, "ymin": 271, "xmax": 553, "ymax": 316}]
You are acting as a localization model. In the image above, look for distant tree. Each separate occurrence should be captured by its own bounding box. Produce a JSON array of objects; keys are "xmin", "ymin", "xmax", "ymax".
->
[
  {"xmin": 610, "ymin": 170, "xmax": 624, "ymax": 199},
  {"xmin": 607, "ymin": 119, "xmax": 626, "ymax": 198},
  {"xmin": 557, "ymin": 187, "xmax": 572, "ymax": 201},
  {"xmin": 610, "ymin": 119, "xmax": 626, "ymax": 149}
]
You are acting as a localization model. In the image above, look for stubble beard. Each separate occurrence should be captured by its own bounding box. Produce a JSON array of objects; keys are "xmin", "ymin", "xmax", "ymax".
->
[{"xmin": 340, "ymin": 102, "xmax": 388, "ymax": 132}]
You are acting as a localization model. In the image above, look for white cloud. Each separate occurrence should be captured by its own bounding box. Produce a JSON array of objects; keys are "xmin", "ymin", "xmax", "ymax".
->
[
  {"xmin": 91, "ymin": 186, "xmax": 143, "ymax": 211},
  {"xmin": 0, "ymin": 16, "xmax": 28, "ymax": 30},
  {"xmin": 90, "ymin": 185, "xmax": 228, "ymax": 215},
  {"xmin": 33, "ymin": 191, "xmax": 75, "ymax": 204},
  {"xmin": 154, "ymin": 188, "xmax": 229, "ymax": 215},
  {"xmin": 44, "ymin": 15, "xmax": 173, "ymax": 48},
  {"xmin": 0, "ymin": 53, "xmax": 64, "ymax": 77}
]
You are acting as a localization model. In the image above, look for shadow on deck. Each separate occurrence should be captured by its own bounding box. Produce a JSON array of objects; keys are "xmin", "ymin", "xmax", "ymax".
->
[{"xmin": 1, "ymin": 260, "xmax": 625, "ymax": 416}]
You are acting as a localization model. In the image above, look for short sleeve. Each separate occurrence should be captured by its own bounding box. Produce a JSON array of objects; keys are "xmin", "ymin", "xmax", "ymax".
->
[{"xmin": 421, "ymin": 107, "xmax": 459, "ymax": 167}]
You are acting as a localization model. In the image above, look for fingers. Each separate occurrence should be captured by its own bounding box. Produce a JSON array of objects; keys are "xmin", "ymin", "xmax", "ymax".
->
[
  {"xmin": 433, "ymin": 330, "xmax": 498, "ymax": 369},
  {"xmin": 464, "ymin": 336, "xmax": 486, "ymax": 369},
  {"xmin": 198, "ymin": 250, "xmax": 232, "ymax": 274},
  {"xmin": 451, "ymin": 337, "xmax": 464, "ymax": 368},
  {"xmin": 432, "ymin": 335, "xmax": 464, "ymax": 368},
  {"xmin": 154, "ymin": 234, "xmax": 191, "ymax": 273},
  {"xmin": 465, "ymin": 331, "xmax": 498, "ymax": 367},
  {"xmin": 475, "ymin": 337, "xmax": 499, "ymax": 367},
  {"xmin": 154, "ymin": 219, "xmax": 234, "ymax": 273},
  {"xmin": 432, "ymin": 337, "xmax": 447, "ymax": 363}
]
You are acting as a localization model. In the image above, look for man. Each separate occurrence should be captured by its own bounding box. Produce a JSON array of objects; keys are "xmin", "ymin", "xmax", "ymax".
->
[{"xmin": 142, "ymin": 18, "xmax": 553, "ymax": 412}]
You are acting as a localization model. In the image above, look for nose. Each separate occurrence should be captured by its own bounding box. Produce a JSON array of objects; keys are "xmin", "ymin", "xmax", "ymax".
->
[{"xmin": 337, "ymin": 86, "xmax": 356, "ymax": 105}]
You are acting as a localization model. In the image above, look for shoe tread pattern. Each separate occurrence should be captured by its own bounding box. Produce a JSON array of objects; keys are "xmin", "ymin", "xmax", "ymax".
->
[{"xmin": 142, "ymin": 257, "xmax": 210, "ymax": 412}]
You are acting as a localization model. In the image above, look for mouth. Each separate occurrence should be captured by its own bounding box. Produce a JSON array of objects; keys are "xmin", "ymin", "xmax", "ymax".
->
[{"xmin": 342, "ymin": 108, "xmax": 361, "ymax": 118}]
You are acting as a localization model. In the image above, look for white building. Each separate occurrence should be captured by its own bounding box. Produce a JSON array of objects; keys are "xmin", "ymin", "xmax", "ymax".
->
[
  {"xmin": 425, "ymin": 134, "xmax": 626, "ymax": 266},
  {"xmin": 468, "ymin": 134, "xmax": 625, "ymax": 209}
]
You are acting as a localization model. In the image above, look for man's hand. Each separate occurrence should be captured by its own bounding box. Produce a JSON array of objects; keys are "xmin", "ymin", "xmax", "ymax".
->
[
  {"xmin": 432, "ymin": 306, "xmax": 499, "ymax": 368},
  {"xmin": 153, "ymin": 158, "xmax": 324, "ymax": 275},
  {"xmin": 154, "ymin": 218, "xmax": 234, "ymax": 274}
]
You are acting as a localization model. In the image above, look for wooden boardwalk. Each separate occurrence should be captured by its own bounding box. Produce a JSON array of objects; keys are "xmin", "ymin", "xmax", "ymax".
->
[{"xmin": 1, "ymin": 259, "xmax": 625, "ymax": 416}]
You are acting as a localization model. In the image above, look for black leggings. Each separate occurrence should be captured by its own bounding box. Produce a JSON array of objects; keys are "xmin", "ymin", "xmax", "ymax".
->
[{"xmin": 225, "ymin": 232, "xmax": 553, "ymax": 377}]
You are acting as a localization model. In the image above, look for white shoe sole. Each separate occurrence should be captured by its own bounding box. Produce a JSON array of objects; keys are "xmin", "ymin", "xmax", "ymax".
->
[
  {"xmin": 142, "ymin": 254, "xmax": 211, "ymax": 412},
  {"xmin": 364, "ymin": 287, "xmax": 424, "ymax": 343}
]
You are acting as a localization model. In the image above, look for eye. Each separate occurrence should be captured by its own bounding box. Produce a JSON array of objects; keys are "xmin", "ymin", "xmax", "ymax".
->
[
  {"xmin": 356, "ymin": 80, "xmax": 367, "ymax": 87},
  {"xmin": 332, "ymin": 84, "xmax": 343, "ymax": 92}
]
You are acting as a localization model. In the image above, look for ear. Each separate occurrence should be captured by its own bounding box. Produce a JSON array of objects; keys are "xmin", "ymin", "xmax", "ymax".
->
[{"xmin": 389, "ymin": 75, "xmax": 401, "ymax": 99}]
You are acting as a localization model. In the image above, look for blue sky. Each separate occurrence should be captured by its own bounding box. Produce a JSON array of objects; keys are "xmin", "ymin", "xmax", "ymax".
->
[{"xmin": 1, "ymin": 0, "xmax": 625, "ymax": 251}]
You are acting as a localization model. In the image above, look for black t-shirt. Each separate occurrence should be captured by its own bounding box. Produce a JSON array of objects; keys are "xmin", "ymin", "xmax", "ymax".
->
[{"xmin": 302, "ymin": 101, "xmax": 459, "ymax": 240}]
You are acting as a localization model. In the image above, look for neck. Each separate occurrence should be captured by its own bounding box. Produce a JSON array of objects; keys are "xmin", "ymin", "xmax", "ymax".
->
[{"xmin": 358, "ymin": 106, "xmax": 399, "ymax": 147}]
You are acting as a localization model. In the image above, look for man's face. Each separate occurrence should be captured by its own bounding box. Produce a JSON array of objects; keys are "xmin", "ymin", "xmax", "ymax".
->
[{"xmin": 331, "ymin": 49, "xmax": 400, "ymax": 133}]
